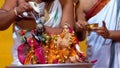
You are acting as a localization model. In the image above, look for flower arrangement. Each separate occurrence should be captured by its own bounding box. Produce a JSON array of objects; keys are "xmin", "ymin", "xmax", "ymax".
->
[{"xmin": 17, "ymin": 24, "xmax": 87, "ymax": 65}]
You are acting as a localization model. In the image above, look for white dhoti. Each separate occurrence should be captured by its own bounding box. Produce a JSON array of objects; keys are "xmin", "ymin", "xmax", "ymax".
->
[{"xmin": 87, "ymin": 0, "xmax": 120, "ymax": 68}]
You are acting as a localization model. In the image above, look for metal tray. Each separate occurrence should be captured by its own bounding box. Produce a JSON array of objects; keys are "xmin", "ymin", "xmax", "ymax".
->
[{"xmin": 6, "ymin": 63, "xmax": 92, "ymax": 68}]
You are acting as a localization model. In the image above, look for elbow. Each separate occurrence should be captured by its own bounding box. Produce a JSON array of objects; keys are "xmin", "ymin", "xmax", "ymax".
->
[
  {"xmin": 0, "ymin": 25, "xmax": 10, "ymax": 31},
  {"xmin": 0, "ymin": 21, "xmax": 13, "ymax": 31}
]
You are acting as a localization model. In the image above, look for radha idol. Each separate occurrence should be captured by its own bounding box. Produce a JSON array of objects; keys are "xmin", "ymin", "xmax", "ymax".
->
[{"xmin": 12, "ymin": 0, "xmax": 87, "ymax": 65}]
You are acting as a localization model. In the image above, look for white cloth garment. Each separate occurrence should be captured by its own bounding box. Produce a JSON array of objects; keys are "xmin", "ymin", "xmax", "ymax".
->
[
  {"xmin": 12, "ymin": 0, "xmax": 62, "ymax": 65},
  {"xmin": 87, "ymin": 0, "xmax": 120, "ymax": 68}
]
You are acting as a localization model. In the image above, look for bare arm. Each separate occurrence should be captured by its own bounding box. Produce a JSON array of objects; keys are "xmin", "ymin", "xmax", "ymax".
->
[
  {"xmin": 0, "ymin": 0, "xmax": 32, "ymax": 31},
  {"xmin": 109, "ymin": 31, "xmax": 120, "ymax": 41},
  {"xmin": 75, "ymin": 0, "xmax": 97, "ymax": 41},
  {"xmin": 60, "ymin": 0, "xmax": 74, "ymax": 28},
  {"xmin": 75, "ymin": 0, "xmax": 87, "ymax": 41},
  {"xmin": 0, "ymin": 0, "xmax": 17, "ymax": 30},
  {"xmin": 76, "ymin": 0, "xmax": 86, "ymax": 21},
  {"xmin": 45, "ymin": 0, "xmax": 74, "ymax": 34}
]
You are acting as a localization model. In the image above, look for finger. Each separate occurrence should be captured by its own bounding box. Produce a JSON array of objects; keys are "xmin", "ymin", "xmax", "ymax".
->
[
  {"xmin": 78, "ymin": 20, "xmax": 87, "ymax": 29},
  {"xmin": 78, "ymin": 20, "xmax": 88, "ymax": 25},
  {"xmin": 76, "ymin": 22, "xmax": 82, "ymax": 29},
  {"xmin": 96, "ymin": 29, "xmax": 108, "ymax": 36},
  {"xmin": 102, "ymin": 21, "xmax": 107, "ymax": 28},
  {"xmin": 95, "ymin": 31, "xmax": 104, "ymax": 37},
  {"xmin": 23, "ymin": 3, "xmax": 33, "ymax": 11},
  {"xmin": 97, "ymin": 32, "xmax": 108, "ymax": 38},
  {"xmin": 91, "ymin": 27, "xmax": 103, "ymax": 31},
  {"xmin": 96, "ymin": 30, "xmax": 104, "ymax": 34},
  {"xmin": 75, "ymin": 23, "xmax": 83, "ymax": 32}
]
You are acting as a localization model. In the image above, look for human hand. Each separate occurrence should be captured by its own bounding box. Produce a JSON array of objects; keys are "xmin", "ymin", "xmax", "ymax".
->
[
  {"xmin": 75, "ymin": 20, "xmax": 88, "ymax": 32},
  {"xmin": 91, "ymin": 21, "xmax": 110, "ymax": 39},
  {"xmin": 15, "ymin": 0, "xmax": 33, "ymax": 15}
]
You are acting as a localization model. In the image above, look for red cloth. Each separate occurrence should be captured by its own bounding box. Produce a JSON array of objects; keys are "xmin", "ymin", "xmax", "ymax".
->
[{"xmin": 85, "ymin": 0, "xmax": 109, "ymax": 20}]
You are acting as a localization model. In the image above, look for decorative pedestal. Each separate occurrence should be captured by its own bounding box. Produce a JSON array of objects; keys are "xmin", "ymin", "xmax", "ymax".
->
[{"xmin": 6, "ymin": 63, "xmax": 92, "ymax": 68}]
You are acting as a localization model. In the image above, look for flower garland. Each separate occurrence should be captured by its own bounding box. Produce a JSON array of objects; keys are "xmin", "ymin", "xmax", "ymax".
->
[{"xmin": 17, "ymin": 24, "xmax": 87, "ymax": 65}]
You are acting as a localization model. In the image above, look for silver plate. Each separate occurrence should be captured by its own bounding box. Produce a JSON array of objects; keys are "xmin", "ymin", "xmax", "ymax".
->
[{"xmin": 6, "ymin": 63, "xmax": 92, "ymax": 68}]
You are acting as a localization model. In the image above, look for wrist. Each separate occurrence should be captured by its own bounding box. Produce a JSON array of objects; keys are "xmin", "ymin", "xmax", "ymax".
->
[{"xmin": 108, "ymin": 31, "xmax": 112, "ymax": 39}]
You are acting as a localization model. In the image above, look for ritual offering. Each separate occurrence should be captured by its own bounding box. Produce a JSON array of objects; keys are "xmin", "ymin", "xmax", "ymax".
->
[
  {"xmin": 86, "ymin": 23, "xmax": 98, "ymax": 31},
  {"xmin": 17, "ymin": 24, "xmax": 88, "ymax": 65},
  {"xmin": 17, "ymin": 1, "xmax": 88, "ymax": 65}
]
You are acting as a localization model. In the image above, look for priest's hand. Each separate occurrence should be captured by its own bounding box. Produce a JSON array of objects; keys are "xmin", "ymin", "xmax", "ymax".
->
[
  {"xmin": 92, "ymin": 21, "xmax": 110, "ymax": 39},
  {"xmin": 75, "ymin": 20, "xmax": 88, "ymax": 32},
  {"xmin": 16, "ymin": 0, "xmax": 33, "ymax": 15}
]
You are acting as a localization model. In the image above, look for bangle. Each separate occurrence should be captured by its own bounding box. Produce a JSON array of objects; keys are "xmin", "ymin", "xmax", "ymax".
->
[{"xmin": 14, "ymin": 7, "xmax": 22, "ymax": 18}]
